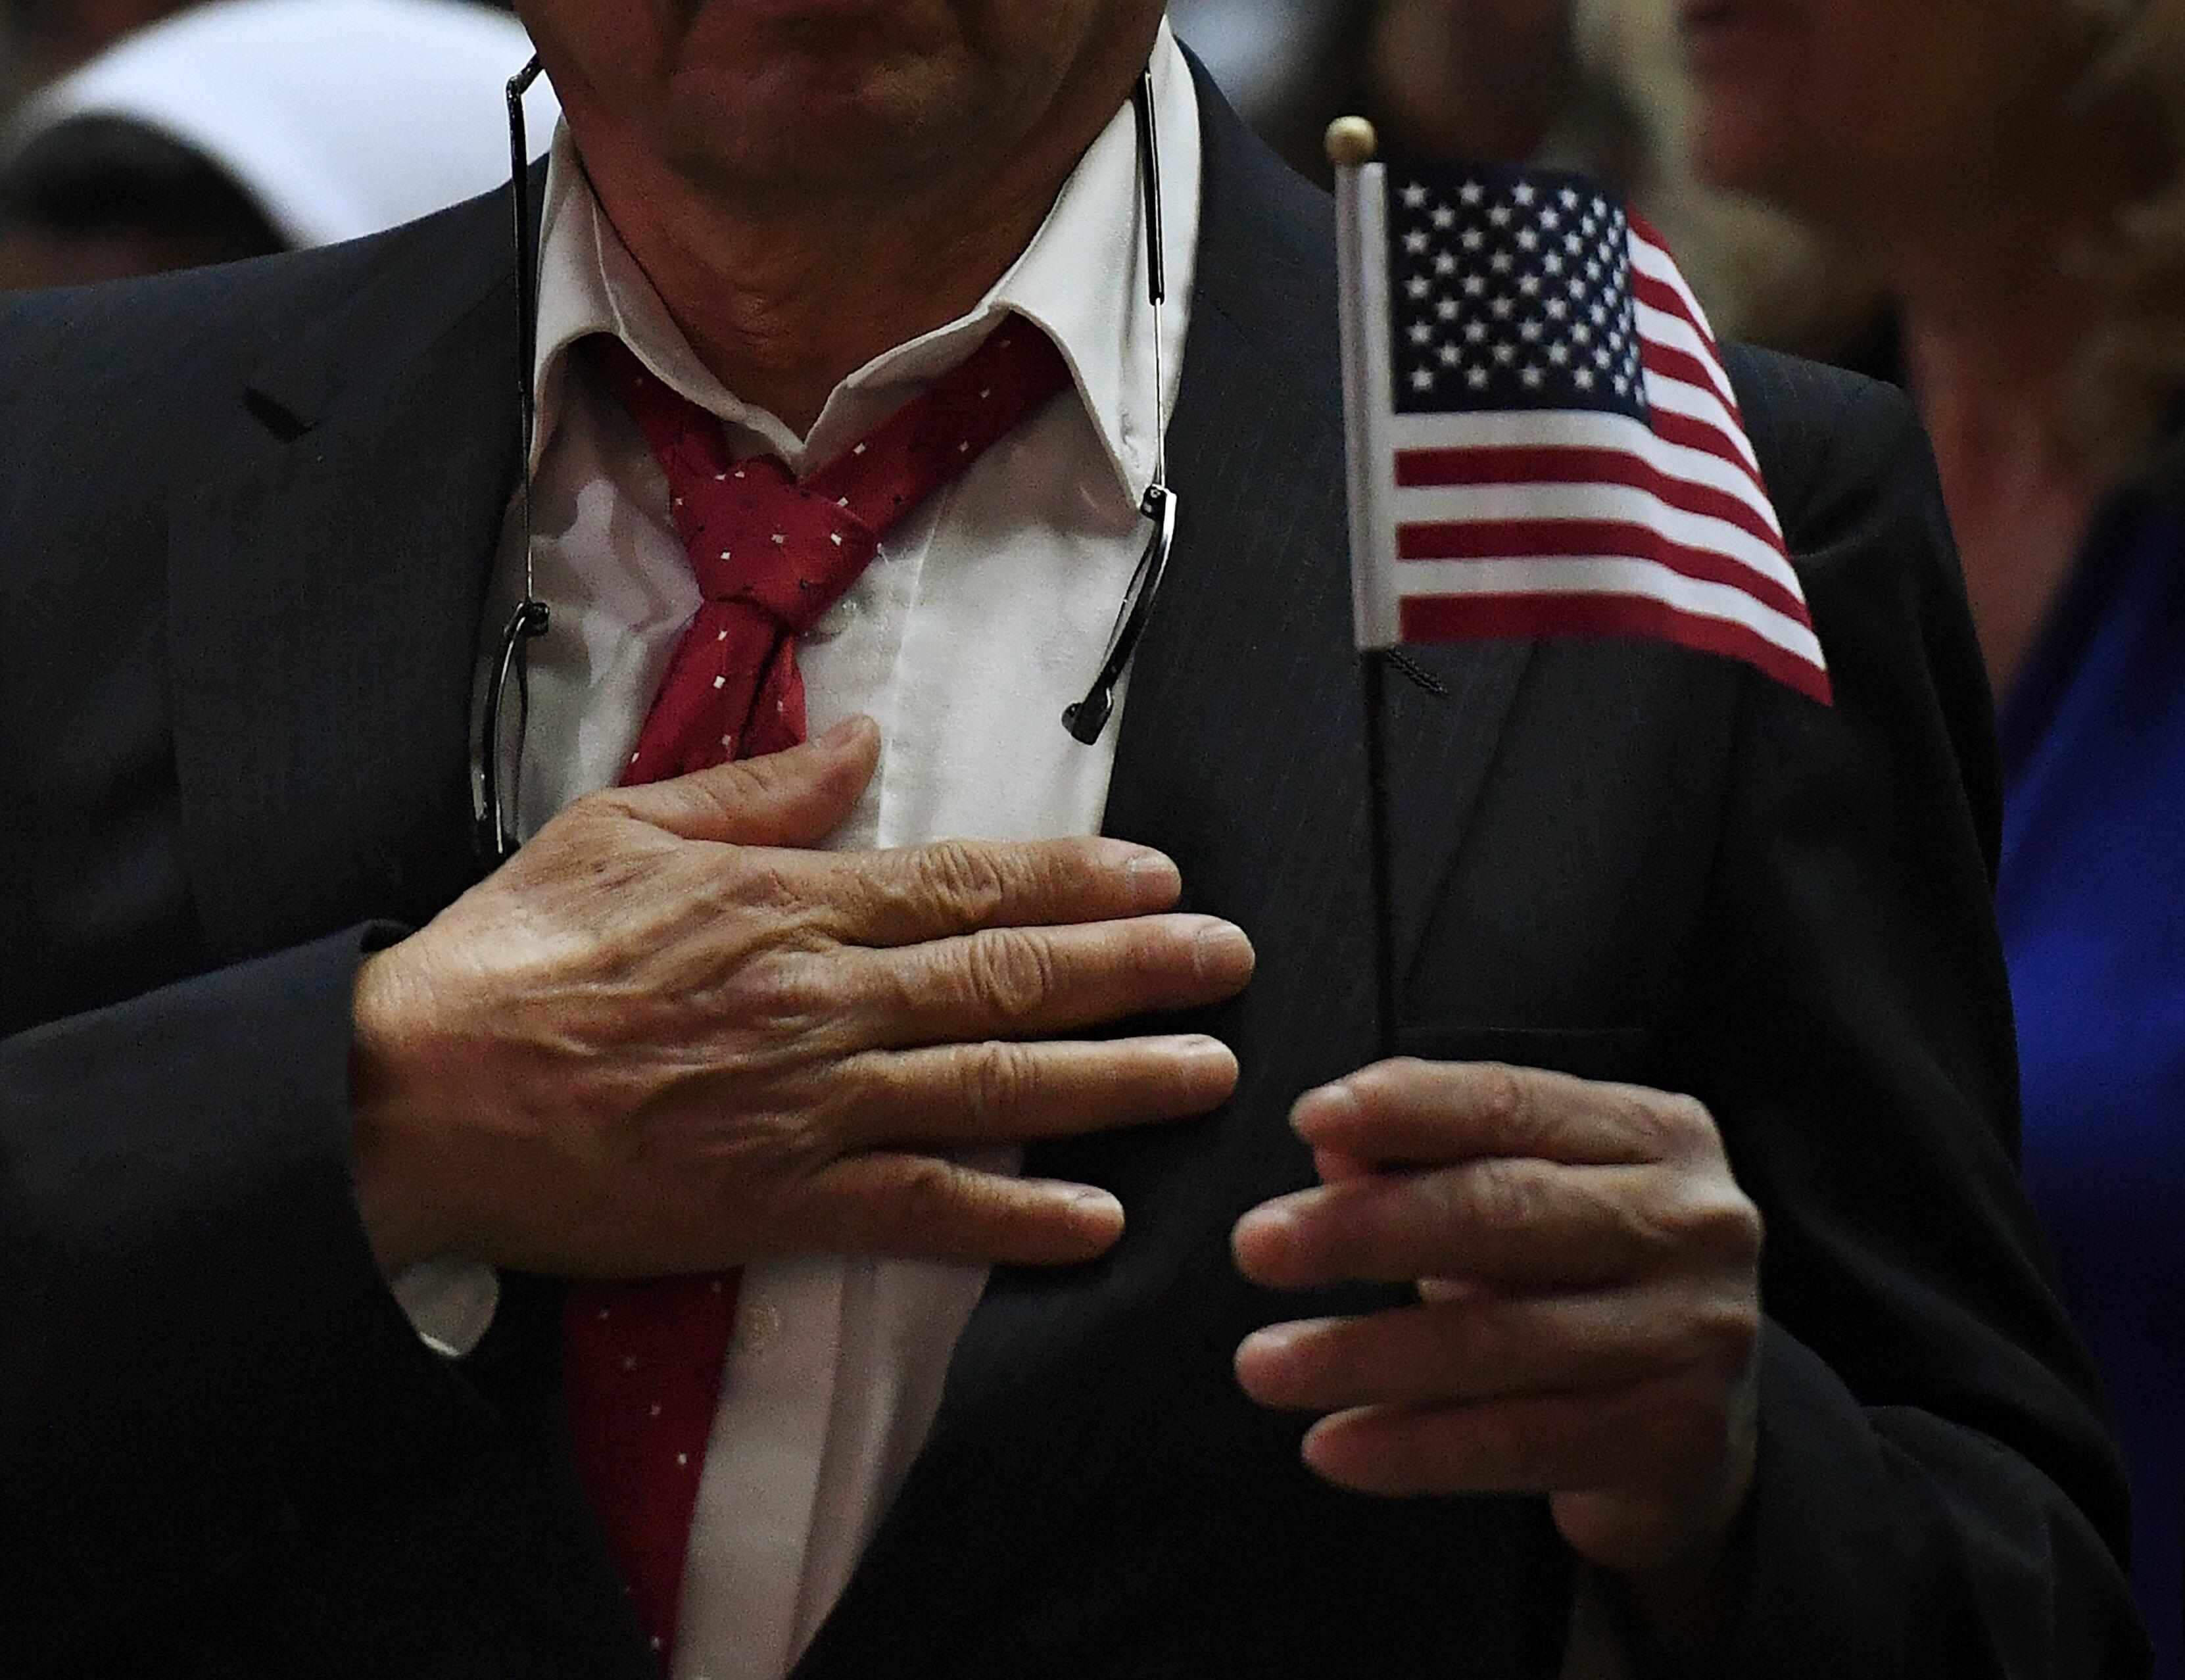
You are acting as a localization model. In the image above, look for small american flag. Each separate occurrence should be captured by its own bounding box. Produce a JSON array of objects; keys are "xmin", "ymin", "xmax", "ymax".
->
[{"xmin": 1335, "ymin": 159, "xmax": 1830, "ymax": 704}]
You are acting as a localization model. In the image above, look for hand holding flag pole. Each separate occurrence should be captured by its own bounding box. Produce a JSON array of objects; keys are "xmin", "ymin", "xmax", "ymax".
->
[{"xmin": 1235, "ymin": 137, "xmax": 1782, "ymax": 1608}]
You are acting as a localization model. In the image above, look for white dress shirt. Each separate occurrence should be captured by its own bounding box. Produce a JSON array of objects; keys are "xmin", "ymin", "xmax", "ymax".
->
[{"xmin": 411, "ymin": 28, "xmax": 1201, "ymax": 1680}]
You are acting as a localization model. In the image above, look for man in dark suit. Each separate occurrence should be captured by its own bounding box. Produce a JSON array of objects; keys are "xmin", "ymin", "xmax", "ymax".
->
[{"xmin": 0, "ymin": 3, "xmax": 2148, "ymax": 1676}]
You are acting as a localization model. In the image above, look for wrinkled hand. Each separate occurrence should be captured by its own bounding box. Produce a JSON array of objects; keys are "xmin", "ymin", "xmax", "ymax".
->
[
  {"xmin": 349, "ymin": 719, "xmax": 1252, "ymax": 1281},
  {"xmin": 1232, "ymin": 1060, "xmax": 1762, "ymax": 1581}
]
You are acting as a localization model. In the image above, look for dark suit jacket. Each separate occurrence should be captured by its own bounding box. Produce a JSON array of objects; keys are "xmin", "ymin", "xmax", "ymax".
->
[{"xmin": 0, "ymin": 71, "xmax": 2148, "ymax": 1680}]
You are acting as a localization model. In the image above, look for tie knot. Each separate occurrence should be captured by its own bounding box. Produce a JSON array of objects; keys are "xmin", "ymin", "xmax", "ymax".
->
[
  {"xmin": 595, "ymin": 323, "xmax": 1072, "ymax": 639},
  {"xmin": 669, "ymin": 459, "xmax": 881, "ymax": 634},
  {"xmin": 592, "ymin": 322, "xmax": 1075, "ymax": 777}
]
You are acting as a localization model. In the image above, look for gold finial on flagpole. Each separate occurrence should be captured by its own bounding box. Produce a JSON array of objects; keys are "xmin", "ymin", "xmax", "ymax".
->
[{"xmin": 1325, "ymin": 116, "xmax": 1380, "ymax": 170}]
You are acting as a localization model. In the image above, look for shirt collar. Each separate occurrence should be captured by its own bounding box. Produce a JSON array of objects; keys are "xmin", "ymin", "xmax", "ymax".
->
[{"xmin": 529, "ymin": 22, "xmax": 1200, "ymax": 505}]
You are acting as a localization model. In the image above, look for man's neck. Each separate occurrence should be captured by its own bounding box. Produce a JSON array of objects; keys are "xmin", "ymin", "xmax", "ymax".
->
[{"xmin": 569, "ymin": 32, "xmax": 1157, "ymax": 435}]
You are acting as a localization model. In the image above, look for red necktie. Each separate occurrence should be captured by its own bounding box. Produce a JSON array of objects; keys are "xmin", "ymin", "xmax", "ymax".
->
[{"xmin": 562, "ymin": 319, "xmax": 1072, "ymax": 1666}]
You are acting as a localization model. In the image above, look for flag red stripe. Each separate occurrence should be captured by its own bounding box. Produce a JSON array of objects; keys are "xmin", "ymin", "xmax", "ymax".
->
[
  {"xmin": 1397, "ymin": 592, "xmax": 1832, "ymax": 704},
  {"xmin": 1631, "ymin": 270, "xmax": 1722, "ymax": 357},
  {"xmin": 1639, "ymin": 341, "xmax": 1748, "ymax": 435},
  {"xmin": 1627, "ymin": 207, "xmax": 1673, "ymax": 262},
  {"xmin": 1646, "ymin": 408, "xmax": 1772, "ymax": 500},
  {"xmin": 1625, "ymin": 211, "xmax": 1718, "ymax": 341},
  {"xmin": 1395, "ymin": 447, "xmax": 1783, "ymax": 550},
  {"xmin": 1394, "ymin": 518, "xmax": 1813, "ymax": 627}
]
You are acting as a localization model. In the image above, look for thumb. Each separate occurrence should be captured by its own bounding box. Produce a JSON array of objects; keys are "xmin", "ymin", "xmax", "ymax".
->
[{"xmin": 608, "ymin": 716, "xmax": 880, "ymax": 846}]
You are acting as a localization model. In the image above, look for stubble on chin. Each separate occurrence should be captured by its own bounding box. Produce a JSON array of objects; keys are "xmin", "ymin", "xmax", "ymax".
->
[{"xmin": 653, "ymin": 48, "xmax": 1024, "ymax": 204}]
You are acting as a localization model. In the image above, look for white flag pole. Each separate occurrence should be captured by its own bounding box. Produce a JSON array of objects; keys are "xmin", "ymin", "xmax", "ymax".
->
[
  {"xmin": 1333, "ymin": 124, "xmax": 1396, "ymax": 654},
  {"xmin": 1329, "ymin": 118, "xmax": 1401, "ymax": 1061}
]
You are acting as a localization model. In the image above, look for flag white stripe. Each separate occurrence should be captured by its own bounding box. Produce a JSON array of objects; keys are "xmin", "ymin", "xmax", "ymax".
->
[
  {"xmin": 1642, "ymin": 366, "xmax": 1764, "ymax": 477},
  {"xmin": 1388, "ymin": 410, "xmax": 1785, "ymax": 539},
  {"xmin": 1633, "ymin": 300, "xmax": 1739, "ymax": 412},
  {"xmin": 1628, "ymin": 233, "xmax": 1719, "ymax": 345},
  {"xmin": 1396, "ymin": 556, "xmax": 1825, "ymax": 665},
  {"xmin": 1391, "ymin": 482, "xmax": 1803, "ymax": 598}
]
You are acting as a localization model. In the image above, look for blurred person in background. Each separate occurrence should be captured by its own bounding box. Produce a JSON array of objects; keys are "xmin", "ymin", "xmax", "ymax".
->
[
  {"xmin": 1169, "ymin": 0, "xmax": 1379, "ymax": 173},
  {"xmin": 1367, "ymin": 0, "xmax": 1587, "ymax": 166},
  {"xmin": 0, "ymin": 0, "xmax": 554, "ymax": 289},
  {"xmin": 1681, "ymin": 0, "xmax": 2185, "ymax": 1669},
  {"xmin": 1, "ymin": 0, "xmax": 198, "ymax": 98},
  {"xmin": 1261, "ymin": 0, "xmax": 1849, "ymax": 346},
  {"xmin": 1168, "ymin": 0, "xmax": 1346, "ymax": 132}
]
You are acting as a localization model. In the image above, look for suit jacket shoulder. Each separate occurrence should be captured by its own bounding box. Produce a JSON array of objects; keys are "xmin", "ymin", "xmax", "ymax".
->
[
  {"xmin": 0, "ymin": 194, "xmax": 505, "ymax": 480},
  {"xmin": 1725, "ymin": 344, "xmax": 2007, "ymax": 871}
]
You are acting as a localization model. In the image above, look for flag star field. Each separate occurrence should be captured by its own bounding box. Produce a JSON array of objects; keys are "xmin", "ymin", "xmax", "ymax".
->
[{"xmin": 1389, "ymin": 173, "xmax": 1647, "ymax": 421}]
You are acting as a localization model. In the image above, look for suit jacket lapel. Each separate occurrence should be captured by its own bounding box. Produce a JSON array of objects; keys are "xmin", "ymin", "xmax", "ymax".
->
[{"xmin": 167, "ymin": 197, "xmax": 521, "ymax": 964}]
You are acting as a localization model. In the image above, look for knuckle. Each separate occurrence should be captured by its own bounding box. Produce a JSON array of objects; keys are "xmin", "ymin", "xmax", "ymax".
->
[
  {"xmin": 1714, "ymin": 1191, "xmax": 1765, "ymax": 1263},
  {"xmin": 787, "ymin": 1070, "xmax": 864, "ymax": 1159},
  {"xmin": 711, "ymin": 953, "xmax": 838, "ymax": 1034},
  {"xmin": 1045, "ymin": 836, "xmax": 1107, "ymax": 892},
  {"xmin": 1658, "ymin": 1276, "xmax": 1761, "ymax": 1361},
  {"xmin": 558, "ymin": 786, "xmax": 624, "ymax": 831},
  {"xmin": 893, "ymin": 1159, "xmax": 971, "ymax": 1243},
  {"xmin": 710, "ymin": 754, "xmax": 788, "ymax": 807},
  {"xmin": 917, "ymin": 840, "xmax": 1012, "ymax": 926},
  {"xmin": 1462, "ymin": 1156, "xmax": 1545, "ymax": 1236},
  {"xmin": 958, "ymin": 1040, "xmax": 1037, "ymax": 1125},
  {"xmin": 963, "ymin": 929, "xmax": 1059, "ymax": 1019},
  {"xmin": 1700, "ymin": 1295, "xmax": 1763, "ymax": 1366},
  {"xmin": 1662, "ymin": 1180, "xmax": 1764, "ymax": 1264},
  {"xmin": 723, "ymin": 854, "xmax": 812, "ymax": 918},
  {"xmin": 1653, "ymin": 1092, "xmax": 1722, "ymax": 1157},
  {"xmin": 548, "ymin": 789, "xmax": 651, "ymax": 861},
  {"xmin": 1470, "ymin": 1063, "xmax": 1539, "ymax": 1143},
  {"xmin": 736, "ymin": 1099, "xmax": 838, "ymax": 1178}
]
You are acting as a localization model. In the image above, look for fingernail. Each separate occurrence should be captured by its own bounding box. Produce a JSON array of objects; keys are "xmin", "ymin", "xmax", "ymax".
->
[
  {"xmin": 1237, "ymin": 1323, "xmax": 1304, "ymax": 1364},
  {"xmin": 1193, "ymin": 921, "xmax": 1255, "ymax": 980},
  {"xmin": 1234, "ymin": 1203, "xmax": 1297, "ymax": 1258},
  {"xmin": 1068, "ymin": 1187, "xmax": 1124, "ymax": 1222},
  {"xmin": 1122, "ymin": 848, "xmax": 1182, "ymax": 905},
  {"xmin": 1174, "ymin": 1034, "xmax": 1236, "ymax": 1070},
  {"xmin": 819, "ymin": 716, "xmax": 871, "ymax": 748},
  {"xmin": 1291, "ymin": 1082, "xmax": 1361, "ymax": 1139}
]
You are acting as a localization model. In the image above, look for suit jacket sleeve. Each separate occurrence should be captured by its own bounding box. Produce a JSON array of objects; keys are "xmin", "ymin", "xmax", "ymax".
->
[
  {"xmin": 0, "ymin": 922, "xmax": 492, "ymax": 1633},
  {"xmin": 0, "ymin": 252, "xmax": 590, "ymax": 1660},
  {"xmin": 1674, "ymin": 362, "xmax": 2147, "ymax": 1675}
]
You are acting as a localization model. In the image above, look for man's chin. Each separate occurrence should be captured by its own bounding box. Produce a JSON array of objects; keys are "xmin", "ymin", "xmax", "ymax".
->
[{"xmin": 659, "ymin": 57, "xmax": 968, "ymax": 191}]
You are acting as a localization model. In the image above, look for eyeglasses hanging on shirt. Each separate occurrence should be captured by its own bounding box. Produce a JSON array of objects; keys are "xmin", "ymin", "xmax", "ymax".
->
[{"xmin": 474, "ymin": 57, "xmax": 1180, "ymax": 865}]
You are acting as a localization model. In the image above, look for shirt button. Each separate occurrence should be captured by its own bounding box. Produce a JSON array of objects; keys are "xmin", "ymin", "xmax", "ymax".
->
[{"xmin": 737, "ymin": 1301, "xmax": 784, "ymax": 1354}]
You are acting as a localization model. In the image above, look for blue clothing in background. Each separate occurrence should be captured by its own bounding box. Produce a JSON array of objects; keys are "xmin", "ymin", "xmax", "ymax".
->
[{"xmin": 1999, "ymin": 492, "xmax": 2185, "ymax": 1677}]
